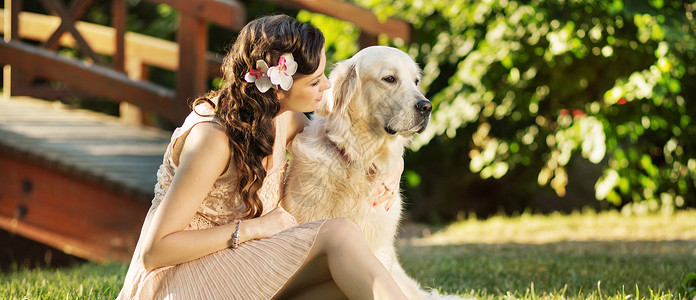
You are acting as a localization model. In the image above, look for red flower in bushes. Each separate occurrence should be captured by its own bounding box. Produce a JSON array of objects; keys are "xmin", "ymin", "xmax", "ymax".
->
[
  {"xmin": 559, "ymin": 108, "xmax": 585, "ymax": 119},
  {"xmin": 572, "ymin": 109, "xmax": 586, "ymax": 119}
]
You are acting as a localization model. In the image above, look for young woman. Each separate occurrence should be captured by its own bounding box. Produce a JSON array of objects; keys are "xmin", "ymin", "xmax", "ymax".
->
[{"xmin": 117, "ymin": 15, "xmax": 407, "ymax": 299}]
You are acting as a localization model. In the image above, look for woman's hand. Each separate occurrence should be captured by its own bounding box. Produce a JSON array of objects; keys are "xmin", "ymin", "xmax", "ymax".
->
[
  {"xmin": 369, "ymin": 157, "xmax": 404, "ymax": 211},
  {"xmin": 251, "ymin": 206, "xmax": 298, "ymax": 239}
]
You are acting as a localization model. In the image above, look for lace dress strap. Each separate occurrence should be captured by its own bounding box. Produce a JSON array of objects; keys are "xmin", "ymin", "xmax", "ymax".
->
[
  {"xmin": 271, "ymin": 112, "xmax": 289, "ymax": 168},
  {"xmin": 166, "ymin": 103, "xmax": 223, "ymax": 168},
  {"xmin": 172, "ymin": 102, "xmax": 219, "ymax": 140}
]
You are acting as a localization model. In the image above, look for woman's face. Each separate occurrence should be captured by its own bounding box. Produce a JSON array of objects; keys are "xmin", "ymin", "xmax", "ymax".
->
[{"xmin": 276, "ymin": 50, "xmax": 331, "ymax": 114}]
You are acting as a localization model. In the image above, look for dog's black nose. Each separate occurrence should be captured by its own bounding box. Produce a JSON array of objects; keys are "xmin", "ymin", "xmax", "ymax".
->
[{"xmin": 415, "ymin": 100, "xmax": 432, "ymax": 115}]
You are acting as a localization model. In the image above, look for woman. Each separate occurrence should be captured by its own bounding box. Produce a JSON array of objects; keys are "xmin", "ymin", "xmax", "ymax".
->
[{"xmin": 117, "ymin": 14, "xmax": 406, "ymax": 299}]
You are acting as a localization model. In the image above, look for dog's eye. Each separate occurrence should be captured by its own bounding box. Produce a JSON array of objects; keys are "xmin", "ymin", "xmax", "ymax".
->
[
  {"xmin": 415, "ymin": 79, "xmax": 420, "ymax": 85},
  {"xmin": 382, "ymin": 75, "xmax": 397, "ymax": 84}
]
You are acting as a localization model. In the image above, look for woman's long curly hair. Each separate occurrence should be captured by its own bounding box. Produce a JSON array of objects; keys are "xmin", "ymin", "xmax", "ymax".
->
[{"xmin": 192, "ymin": 15, "xmax": 324, "ymax": 219}]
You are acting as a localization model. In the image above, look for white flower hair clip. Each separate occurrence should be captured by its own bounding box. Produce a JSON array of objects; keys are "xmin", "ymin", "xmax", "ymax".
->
[
  {"xmin": 244, "ymin": 53, "xmax": 297, "ymax": 93},
  {"xmin": 244, "ymin": 59, "xmax": 272, "ymax": 92}
]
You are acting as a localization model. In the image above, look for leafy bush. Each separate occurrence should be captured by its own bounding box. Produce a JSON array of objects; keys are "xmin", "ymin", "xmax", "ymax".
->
[
  {"xmin": 302, "ymin": 0, "xmax": 696, "ymax": 220},
  {"xmin": 679, "ymin": 272, "xmax": 696, "ymax": 298}
]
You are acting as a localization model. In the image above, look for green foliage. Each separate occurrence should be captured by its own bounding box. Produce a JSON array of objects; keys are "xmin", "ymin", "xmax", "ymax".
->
[
  {"xmin": 296, "ymin": 11, "xmax": 360, "ymax": 64},
  {"xmin": 307, "ymin": 0, "xmax": 696, "ymax": 215},
  {"xmin": 679, "ymin": 273, "xmax": 696, "ymax": 298},
  {"xmin": 127, "ymin": 1, "xmax": 179, "ymax": 42}
]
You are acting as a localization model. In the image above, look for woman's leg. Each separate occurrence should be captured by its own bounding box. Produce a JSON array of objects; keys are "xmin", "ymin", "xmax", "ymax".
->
[
  {"xmin": 285, "ymin": 279, "xmax": 347, "ymax": 300},
  {"xmin": 273, "ymin": 245, "xmax": 340, "ymax": 299},
  {"xmin": 273, "ymin": 218, "xmax": 406, "ymax": 300}
]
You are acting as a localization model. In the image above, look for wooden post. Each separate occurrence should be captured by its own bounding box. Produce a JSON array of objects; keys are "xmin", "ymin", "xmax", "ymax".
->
[
  {"xmin": 111, "ymin": 0, "xmax": 144, "ymax": 125},
  {"xmin": 3, "ymin": 0, "xmax": 22, "ymax": 99},
  {"xmin": 175, "ymin": 14, "xmax": 208, "ymax": 121},
  {"xmin": 112, "ymin": 0, "xmax": 126, "ymax": 72},
  {"xmin": 3, "ymin": 0, "xmax": 19, "ymax": 39},
  {"xmin": 121, "ymin": 59, "xmax": 149, "ymax": 125},
  {"xmin": 359, "ymin": 32, "xmax": 379, "ymax": 49}
]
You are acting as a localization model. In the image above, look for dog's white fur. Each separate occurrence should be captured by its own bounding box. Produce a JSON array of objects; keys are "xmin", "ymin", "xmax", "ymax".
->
[{"xmin": 282, "ymin": 46, "xmax": 462, "ymax": 299}]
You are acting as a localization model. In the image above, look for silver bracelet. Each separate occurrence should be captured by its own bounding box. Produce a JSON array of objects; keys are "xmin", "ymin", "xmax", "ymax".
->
[{"xmin": 231, "ymin": 220, "xmax": 241, "ymax": 249}]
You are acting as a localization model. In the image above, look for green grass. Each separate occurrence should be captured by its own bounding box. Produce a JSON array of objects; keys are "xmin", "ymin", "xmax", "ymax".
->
[
  {"xmin": 0, "ymin": 263, "xmax": 126, "ymax": 299},
  {"xmin": 398, "ymin": 209, "xmax": 696, "ymax": 299},
  {"xmin": 2, "ymin": 210, "xmax": 695, "ymax": 299},
  {"xmin": 400, "ymin": 240, "xmax": 695, "ymax": 299}
]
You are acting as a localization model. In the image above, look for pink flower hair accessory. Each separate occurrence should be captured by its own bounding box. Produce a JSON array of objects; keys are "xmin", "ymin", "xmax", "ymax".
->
[
  {"xmin": 268, "ymin": 53, "xmax": 298, "ymax": 91},
  {"xmin": 244, "ymin": 60, "xmax": 272, "ymax": 92},
  {"xmin": 244, "ymin": 53, "xmax": 297, "ymax": 92}
]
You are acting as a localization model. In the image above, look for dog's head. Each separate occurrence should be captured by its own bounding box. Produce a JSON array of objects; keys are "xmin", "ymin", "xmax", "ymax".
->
[{"xmin": 316, "ymin": 46, "xmax": 431, "ymax": 136}]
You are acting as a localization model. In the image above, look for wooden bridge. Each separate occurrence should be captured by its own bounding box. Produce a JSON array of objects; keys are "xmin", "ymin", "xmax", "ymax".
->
[{"xmin": 0, "ymin": 0, "xmax": 410, "ymax": 262}]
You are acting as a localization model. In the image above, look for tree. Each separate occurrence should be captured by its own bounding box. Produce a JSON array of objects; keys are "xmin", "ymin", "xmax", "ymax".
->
[{"xmin": 302, "ymin": 0, "xmax": 696, "ymax": 220}]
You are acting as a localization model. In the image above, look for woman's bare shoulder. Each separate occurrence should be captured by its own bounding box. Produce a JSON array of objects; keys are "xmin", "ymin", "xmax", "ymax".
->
[
  {"xmin": 189, "ymin": 121, "xmax": 227, "ymax": 137},
  {"xmin": 181, "ymin": 122, "xmax": 231, "ymax": 165}
]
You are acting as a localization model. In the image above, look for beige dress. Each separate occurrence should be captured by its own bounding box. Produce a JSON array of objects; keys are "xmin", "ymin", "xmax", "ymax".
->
[{"xmin": 118, "ymin": 104, "xmax": 326, "ymax": 299}]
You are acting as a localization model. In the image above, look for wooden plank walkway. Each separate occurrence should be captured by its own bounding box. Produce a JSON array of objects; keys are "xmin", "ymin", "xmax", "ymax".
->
[
  {"xmin": 0, "ymin": 96, "xmax": 170, "ymax": 198},
  {"xmin": 0, "ymin": 96, "xmax": 172, "ymax": 261}
]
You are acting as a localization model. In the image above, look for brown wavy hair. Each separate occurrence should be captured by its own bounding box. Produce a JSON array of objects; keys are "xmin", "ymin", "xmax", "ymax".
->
[{"xmin": 192, "ymin": 15, "xmax": 324, "ymax": 219}]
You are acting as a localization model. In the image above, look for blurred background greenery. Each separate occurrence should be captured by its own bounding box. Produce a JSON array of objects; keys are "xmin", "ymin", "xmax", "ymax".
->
[
  {"xmin": 13, "ymin": 0, "xmax": 696, "ymax": 224},
  {"xmin": 305, "ymin": 0, "xmax": 696, "ymax": 223}
]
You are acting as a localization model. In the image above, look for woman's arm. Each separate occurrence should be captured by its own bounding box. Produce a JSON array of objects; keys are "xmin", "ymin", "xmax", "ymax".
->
[{"xmin": 141, "ymin": 122, "xmax": 296, "ymax": 271}]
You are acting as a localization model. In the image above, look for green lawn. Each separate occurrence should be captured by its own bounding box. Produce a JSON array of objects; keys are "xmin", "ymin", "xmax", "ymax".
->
[
  {"xmin": 2, "ymin": 210, "xmax": 695, "ymax": 299},
  {"xmin": 400, "ymin": 209, "xmax": 696, "ymax": 299},
  {"xmin": 0, "ymin": 263, "xmax": 126, "ymax": 299}
]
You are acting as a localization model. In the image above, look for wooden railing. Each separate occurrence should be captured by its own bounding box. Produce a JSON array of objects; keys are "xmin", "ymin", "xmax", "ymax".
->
[
  {"xmin": 0, "ymin": 7, "xmax": 227, "ymax": 123},
  {"xmin": 1, "ymin": 0, "xmax": 244, "ymax": 123},
  {"xmin": 0, "ymin": 0, "xmax": 411, "ymax": 262},
  {"xmin": 0, "ymin": 0, "xmax": 410, "ymax": 124}
]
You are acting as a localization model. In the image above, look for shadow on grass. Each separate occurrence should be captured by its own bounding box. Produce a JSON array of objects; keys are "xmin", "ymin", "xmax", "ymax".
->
[
  {"xmin": 397, "ymin": 240, "xmax": 696, "ymax": 297},
  {"xmin": 0, "ymin": 230, "xmax": 85, "ymax": 272}
]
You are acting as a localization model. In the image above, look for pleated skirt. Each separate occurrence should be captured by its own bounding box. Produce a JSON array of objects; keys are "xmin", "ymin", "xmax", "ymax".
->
[{"xmin": 117, "ymin": 210, "xmax": 326, "ymax": 300}]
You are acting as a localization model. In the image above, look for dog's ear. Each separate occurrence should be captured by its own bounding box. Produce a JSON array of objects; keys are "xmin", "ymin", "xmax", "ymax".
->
[{"xmin": 316, "ymin": 60, "xmax": 358, "ymax": 117}]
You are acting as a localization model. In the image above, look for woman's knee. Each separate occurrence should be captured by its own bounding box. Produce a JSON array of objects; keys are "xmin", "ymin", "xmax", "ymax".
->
[
  {"xmin": 317, "ymin": 218, "xmax": 364, "ymax": 249},
  {"xmin": 322, "ymin": 217, "xmax": 361, "ymax": 234}
]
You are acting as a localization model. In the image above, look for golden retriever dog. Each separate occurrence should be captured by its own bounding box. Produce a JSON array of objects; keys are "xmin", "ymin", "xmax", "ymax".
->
[{"xmin": 283, "ymin": 46, "xmax": 463, "ymax": 299}]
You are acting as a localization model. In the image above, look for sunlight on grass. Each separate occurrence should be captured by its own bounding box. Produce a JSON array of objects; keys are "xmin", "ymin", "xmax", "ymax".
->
[
  {"xmin": 409, "ymin": 209, "xmax": 696, "ymax": 246},
  {"xmin": 397, "ymin": 209, "xmax": 696, "ymax": 299},
  {"xmin": 1, "ymin": 210, "xmax": 694, "ymax": 299},
  {"xmin": 0, "ymin": 263, "xmax": 126, "ymax": 299}
]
